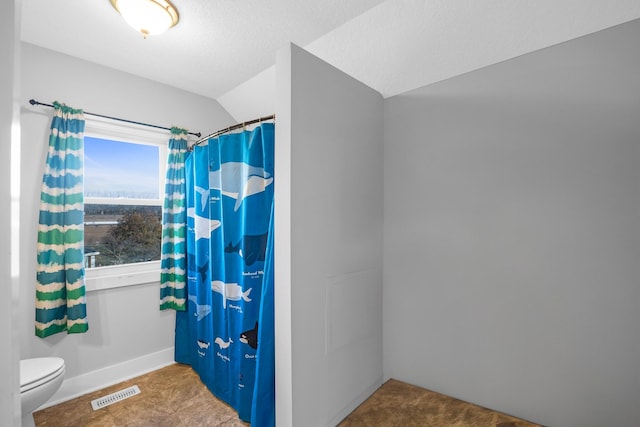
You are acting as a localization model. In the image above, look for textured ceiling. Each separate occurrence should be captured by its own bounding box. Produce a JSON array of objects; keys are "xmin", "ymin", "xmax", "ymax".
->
[
  {"xmin": 20, "ymin": 0, "xmax": 640, "ymax": 102},
  {"xmin": 20, "ymin": 0, "xmax": 386, "ymax": 99}
]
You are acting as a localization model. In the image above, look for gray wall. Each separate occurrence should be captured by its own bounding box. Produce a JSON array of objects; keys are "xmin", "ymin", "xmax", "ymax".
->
[
  {"xmin": 383, "ymin": 20, "xmax": 640, "ymax": 427},
  {"xmin": 1, "ymin": 0, "xmax": 21, "ymax": 425},
  {"xmin": 276, "ymin": 44, "xmax": 384, "ymax": 427},
  {"xmin": 20, "ymin": 43, "xmax": 234, "ymax": 380}
]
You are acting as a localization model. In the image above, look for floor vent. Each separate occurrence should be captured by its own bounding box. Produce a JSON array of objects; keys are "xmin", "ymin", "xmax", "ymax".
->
[{"xmin": 90, "ymin": 385, "xmax": 141, "ymax": 410}]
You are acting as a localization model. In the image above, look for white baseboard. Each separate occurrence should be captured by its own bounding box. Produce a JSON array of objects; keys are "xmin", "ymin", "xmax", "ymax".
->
[
  {"xmin": 43, "ymin": 347, "xmax": 175, "ymax": 409},
  {"xmin": 327, "ymin": 377, "xmax": 383, "ymax": 427}
]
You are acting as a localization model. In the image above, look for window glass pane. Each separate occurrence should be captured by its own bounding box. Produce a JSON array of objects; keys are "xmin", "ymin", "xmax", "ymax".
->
[
  {"xmin": 83, "ymin": 135, "xmax": 164, "ymax": 269},
  {"xmin": 84, "ymin": 136, "xmax": 160, "ymax": 199},
  {"xmin": 84, "ymin": 204, "xmax": 162, "ymax": 268}
]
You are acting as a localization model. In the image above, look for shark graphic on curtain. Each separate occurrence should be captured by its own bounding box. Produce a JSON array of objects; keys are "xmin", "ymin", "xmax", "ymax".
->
[
  {"xmin": 175, "ymin": 123, "xmax": 275, "ymax": 425},
  {"xmin": 35, "ymin": 102, "xmax": 88, "ymax": 338}
]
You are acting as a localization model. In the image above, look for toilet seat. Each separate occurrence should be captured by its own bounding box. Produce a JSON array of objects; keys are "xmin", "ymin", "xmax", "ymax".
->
[{"xmin": 20, "ymin": 357, "xmax": 65, "ymax": 394}]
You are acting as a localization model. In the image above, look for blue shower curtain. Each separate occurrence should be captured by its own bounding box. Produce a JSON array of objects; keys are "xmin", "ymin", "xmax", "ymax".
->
[{"xmin": 175, "ymin": 123, "xmax": 275, "ymax": 425}]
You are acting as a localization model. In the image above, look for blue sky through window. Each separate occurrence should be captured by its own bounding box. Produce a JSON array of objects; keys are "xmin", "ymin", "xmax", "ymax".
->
[{"xmin": 84, "ymin": 136, "xmax": 160, "ymax": 199}]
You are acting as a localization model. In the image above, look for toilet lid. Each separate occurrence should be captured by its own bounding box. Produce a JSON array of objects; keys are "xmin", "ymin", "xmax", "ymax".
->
[{"xmin": 20, "ymin": 357, "xmax": 65, "ymax": 392}]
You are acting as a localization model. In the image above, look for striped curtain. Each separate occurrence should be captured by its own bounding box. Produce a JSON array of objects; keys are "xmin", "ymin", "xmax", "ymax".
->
[
  {"xmin": 160, "ymin": 128, "xmax": 188, "ymax": 310},
  {"xmin": 36, "ymin": 102, "xmax": 88, "ymax": 338}
]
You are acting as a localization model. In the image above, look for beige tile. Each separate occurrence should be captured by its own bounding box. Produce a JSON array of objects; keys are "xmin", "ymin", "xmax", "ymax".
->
[
  {"xmin": 36, "ymin": 365, "xmax": 540, "ymax": 427},
  {"xmin": 34, "ymin": 364, "xmax": 243, "ymax": 427},
  {"xmin": 338, "ymin": 379, "xmax": 541, "ymax": 427}
]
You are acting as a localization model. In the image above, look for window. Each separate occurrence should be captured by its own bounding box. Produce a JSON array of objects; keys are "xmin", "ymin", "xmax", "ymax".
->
[
  {"xmin": 83, "ymin": 116, "xmax": 168, "ymax": 291},
  {"xmin": 84, "ymin": 137, "xmax": 161, "ymax": 268}
]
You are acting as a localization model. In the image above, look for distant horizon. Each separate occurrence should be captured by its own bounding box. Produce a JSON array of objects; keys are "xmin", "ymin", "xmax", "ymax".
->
[{"xmin": 84, "ymin": 136, "xmax": 160, "ymax": 199}]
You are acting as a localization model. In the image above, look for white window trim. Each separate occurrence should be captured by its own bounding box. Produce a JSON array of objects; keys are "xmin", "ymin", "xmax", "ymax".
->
[
  {"xmin": 83, "ymin": 116, "xmax": 169, "ymax": 292},
  {"xmin": 85, "ymin": 261, "xmax": 161, "ymax": 292}
]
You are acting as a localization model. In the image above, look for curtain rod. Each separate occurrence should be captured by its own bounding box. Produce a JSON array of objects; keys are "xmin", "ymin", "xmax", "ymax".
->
[
  {"xmin": 29, "ymin": 99, "xmax": 202, "ymax": 138},
  {"xmin": 191, "ymin": 114, "xmax": 275, "ymax": 150}
]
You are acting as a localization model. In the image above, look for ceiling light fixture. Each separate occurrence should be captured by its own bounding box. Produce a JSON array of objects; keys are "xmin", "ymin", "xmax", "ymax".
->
[{"xmin": 110, "ymin": 0, "xmax": 179, "ymax": 39}]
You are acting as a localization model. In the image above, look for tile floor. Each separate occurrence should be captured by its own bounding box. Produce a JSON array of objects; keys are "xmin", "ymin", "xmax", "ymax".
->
[
  {"xmin": 337, "ymin": 379, "xmax": 541, "ymax": 427},
  {"xmin": 34, "ymin": 363, "xmax": 541, "ymax": 426},
  {"xmin": 34, "ymin": 364, "xmax": 246, "ymax": 427}
]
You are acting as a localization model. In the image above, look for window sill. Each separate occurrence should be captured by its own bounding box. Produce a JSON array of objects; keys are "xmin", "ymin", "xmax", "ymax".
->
[{"xmin": 85, "ymin": 261, "xmax": 160, "ymax": 292}]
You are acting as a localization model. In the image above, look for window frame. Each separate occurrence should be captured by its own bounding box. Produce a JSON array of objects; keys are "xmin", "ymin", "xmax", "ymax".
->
[{"xmin": 83, "ymin": 116, "xmax": 168, "ymax": 292}]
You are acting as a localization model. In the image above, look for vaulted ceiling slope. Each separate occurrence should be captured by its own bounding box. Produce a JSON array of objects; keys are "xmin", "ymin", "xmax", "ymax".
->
[{"xmin": 20, "ymin": 0, "xmax": 640, "ymax": 101}]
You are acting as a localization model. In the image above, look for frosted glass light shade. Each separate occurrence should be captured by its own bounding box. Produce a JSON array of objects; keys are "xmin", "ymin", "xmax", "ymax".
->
[{"xmin": 110, "ymin": 0, "xmax": 179, "ymax": 38}]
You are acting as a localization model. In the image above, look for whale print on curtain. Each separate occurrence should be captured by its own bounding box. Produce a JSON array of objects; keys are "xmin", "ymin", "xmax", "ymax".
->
[
  {"xmin": 160, "ymin": 127, "xmax": 189, "ymax": 311},
  {"xmin": 35, "ymin": 102, "xmax": 88, "ymax": 338},
  {"xmin": 175, "ymin": 123, "xmax": 274, "ymax": 425}
]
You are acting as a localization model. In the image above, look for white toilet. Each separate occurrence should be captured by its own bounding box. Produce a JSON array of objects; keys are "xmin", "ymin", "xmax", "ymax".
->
[{"xmin": 20, "ymin": 357, "xmax": 65, "ymax": 427}]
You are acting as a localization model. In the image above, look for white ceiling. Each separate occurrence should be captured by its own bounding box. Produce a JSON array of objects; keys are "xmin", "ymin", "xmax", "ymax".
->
[{"xmin": 21, "ymin": 0, "xmax": 640, "ymax": 104}]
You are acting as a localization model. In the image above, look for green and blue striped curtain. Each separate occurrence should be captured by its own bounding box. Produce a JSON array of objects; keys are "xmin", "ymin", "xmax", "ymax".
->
[
  {"xmin": 36, "ymin": 102, "xmax": 88, "ymax": 338},
  {"xmin": 160, "ymin": 128, "xmax": 188, "ymax": 310}
]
